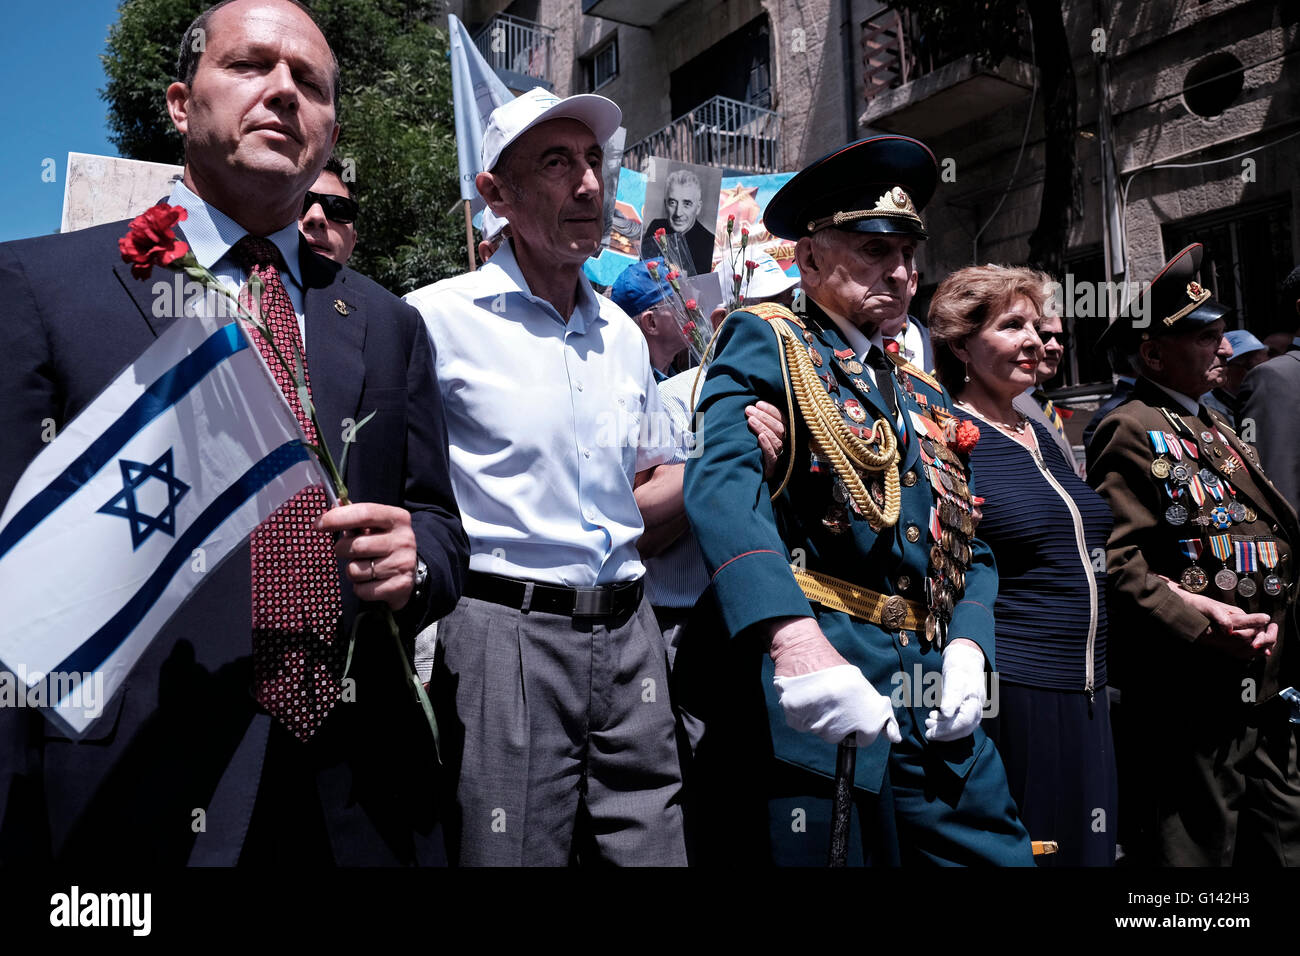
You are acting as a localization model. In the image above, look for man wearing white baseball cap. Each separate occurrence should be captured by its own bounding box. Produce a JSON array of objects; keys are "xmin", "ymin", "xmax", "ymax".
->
[
  {"xmin": 714, "ymin": 249, "xmax": 799, "ymax": 308},
  {"xmin": 405, "ymin": 87, "xmax": 688, "ymax": 866}
]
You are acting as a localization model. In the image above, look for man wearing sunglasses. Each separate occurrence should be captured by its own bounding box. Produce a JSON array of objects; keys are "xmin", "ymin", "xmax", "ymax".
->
[
  {"xmin": 299, "ymin": 155, "xmax": 358, "ymax": 264},
  {"xmin": 1013, "ymin": 312, "xmax": 1084, "ymax": 476}
]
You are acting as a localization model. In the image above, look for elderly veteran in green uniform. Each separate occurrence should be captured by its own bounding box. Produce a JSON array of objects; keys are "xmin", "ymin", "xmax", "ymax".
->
[
  {"xmin": 682, "ymin": 135, "xmax": 1033, "ymax": 866},
  {"xmin": 1087, "ymin": 243, "xmax": 1300, "ymax": 866}
]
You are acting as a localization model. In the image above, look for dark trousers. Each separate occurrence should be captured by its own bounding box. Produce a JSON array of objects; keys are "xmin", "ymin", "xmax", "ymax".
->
[
  {"xmin": 434, "ymin": 594, "xmax": 687, "ymax": 866},
  {"xmin": 1125, "ymin": 698, "xmax": 1300, "ymax": 866}
]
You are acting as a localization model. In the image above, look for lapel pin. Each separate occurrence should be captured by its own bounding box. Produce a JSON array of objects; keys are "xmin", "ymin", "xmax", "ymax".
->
[{"xmin": 333, "ymin": 299, "xmax": 350, "ymax": 316}]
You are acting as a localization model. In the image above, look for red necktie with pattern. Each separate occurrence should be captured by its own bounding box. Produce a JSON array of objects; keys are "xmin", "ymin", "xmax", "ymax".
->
[{"xmin": 233, "ymin": 236, "xmax": 344, "ymax": 742}]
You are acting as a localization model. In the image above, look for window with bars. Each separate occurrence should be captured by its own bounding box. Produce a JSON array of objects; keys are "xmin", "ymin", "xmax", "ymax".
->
[{"xmin": 584, "ymin": 38, "xmax": 618, "ymax": 92}]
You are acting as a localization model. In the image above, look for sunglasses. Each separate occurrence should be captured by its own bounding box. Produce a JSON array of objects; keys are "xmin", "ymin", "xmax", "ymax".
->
[
  {"xmin": 302, "ymin": 190, "xmax": 358, "ymax": 225},
  {"xmin": 1041, "ymin": 330, "xmax": 1072, "ymax": 349}
]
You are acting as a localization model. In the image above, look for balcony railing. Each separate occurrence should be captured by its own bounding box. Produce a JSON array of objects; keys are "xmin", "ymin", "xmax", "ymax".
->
[
  {"xmin": 623, "ymin": 96, "xmax": 780, "ymax": 175},
  {"xmin": 861, "ymin": 6, "xmax": 1033, "ymax": 103},
  {"xmin": 472, "ymin": 13, "xmax": 555, "ymax": 88}
]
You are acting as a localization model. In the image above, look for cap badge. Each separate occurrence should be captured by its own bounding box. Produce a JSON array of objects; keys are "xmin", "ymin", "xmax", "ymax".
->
[
  {"xmin": 806, "ymin": 186, "xmax": 922, "ymax": 234},
  {"xmin": 1162, "ymin": 280, "xmax": 1213, "ymax": 326}
]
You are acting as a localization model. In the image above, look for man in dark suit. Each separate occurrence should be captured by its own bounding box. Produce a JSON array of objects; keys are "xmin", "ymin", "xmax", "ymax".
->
[
  {"xmin": 0, "ymin": 0, "xmax": 466, "ymax": 866},
  {"xmin": 1239, "ymin": 265, "xmax": 1300, "ymax": 516},
  {"xmin": 1087, "ymin": 244, "xmax": 1300, "ymax": 866}
]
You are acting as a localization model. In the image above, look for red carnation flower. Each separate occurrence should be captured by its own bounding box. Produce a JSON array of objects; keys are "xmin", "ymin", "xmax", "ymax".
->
[
  {"xmin": 119, "ymin": 203, "xmax": 189, "ymax": 279},
  {"xmin": 666, "ymin": 269, "xmax": 680, "ymax": 282},
  {"xmin": 745, "ymin": 259, "xmax": 757, "ymax": 271},
  {"xmin": 727, "ymin": 215, "xmax": 735, "ymax": 230},
  {"xmin": 654, "ymin": 227, "xmax": 667, "ymax": 241},
  {"xmin": 954, "ymin": 420, "xmax": 981, "ymax": 455},
  {"xmin": 682, "ymin": 321, "xmax": 697, "ymax": 334},
  {"xmin": 741, "ymin": 226, "xmax": 749, "ymax": 237},
  {"xmin": 646, "ymin": 261, "xmax": 659, "ymax": 277},
  {"xmin": 685, "ymin": 299, "xmax": 697, "ymax": 311}
]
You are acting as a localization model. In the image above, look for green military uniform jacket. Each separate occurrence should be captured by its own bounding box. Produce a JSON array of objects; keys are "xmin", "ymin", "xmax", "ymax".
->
[{"xmin": 683, "ymin": 298, "xmax": 998, "ymax": 792}]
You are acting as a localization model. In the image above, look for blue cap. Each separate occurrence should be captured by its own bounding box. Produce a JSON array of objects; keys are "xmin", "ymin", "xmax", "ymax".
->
[
  {"xmin": 611, "ymin": 258, "xmax": 672, "ymax": 315},
  {"xmin": 1224, "ymin": 329, "xmax": 1266, "ymax": 363}
]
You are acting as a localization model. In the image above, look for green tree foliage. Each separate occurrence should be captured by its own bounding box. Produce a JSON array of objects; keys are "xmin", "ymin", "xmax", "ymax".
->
[{"xmin": 101, "ymin": 0, "xmax": 465, "ymax": 292}]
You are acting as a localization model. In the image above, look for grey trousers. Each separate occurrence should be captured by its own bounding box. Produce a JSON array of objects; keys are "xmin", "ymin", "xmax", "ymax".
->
[{"xmin": 433, "ymin": 592, "xmax": 688, "ymax": 866}]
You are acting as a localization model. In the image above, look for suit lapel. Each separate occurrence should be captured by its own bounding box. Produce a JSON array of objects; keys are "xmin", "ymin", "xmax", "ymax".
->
[
  {"xmin": 1204, "ymin": 408, "xmax": 1300, "ymax": 539},
  {"xmin": 300, "ymin": 239, "xmax": 366, "ymax": 468},
  {"xmin": 114, "ymin": 219, "xmax": 193, "ymax": 339}
]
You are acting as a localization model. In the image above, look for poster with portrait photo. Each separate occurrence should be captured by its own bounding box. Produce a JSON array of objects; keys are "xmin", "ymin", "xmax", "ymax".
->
[
  {"xmin": 599, "ymin": 127, "xmax": 627, "ymax": 250},
  {"xmin": 639, "ymin": 158, "xmax": 722, "ymax": 277}
]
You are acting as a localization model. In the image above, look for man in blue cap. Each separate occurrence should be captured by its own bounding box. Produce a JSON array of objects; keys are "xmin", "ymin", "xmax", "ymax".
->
[
  {"xmin": 1088, "ymin": 244, "xmax": 1300, "ymax": 866},
  {"xmin": 682, "ymin": 135, "xmax": 1033, "ymax": 865},
  {"xmin": 611, "ymin": 257, "xmax": 689, "ymax": 381},
  {"xmin": 1201, "ymin": 329, "xmax": 1267, "ymax": 428}
]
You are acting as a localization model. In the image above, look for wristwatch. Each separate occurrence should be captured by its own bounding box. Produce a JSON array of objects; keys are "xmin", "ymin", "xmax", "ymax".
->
[{"xmin": 413, "ymin": 556, "xmax": 428, "ymax": 601}]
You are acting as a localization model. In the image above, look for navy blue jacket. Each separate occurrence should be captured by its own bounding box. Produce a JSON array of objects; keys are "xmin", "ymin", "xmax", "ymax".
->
[{"xmin": 0, "ymin": 216, "xmax": 467, "ymax": 865}]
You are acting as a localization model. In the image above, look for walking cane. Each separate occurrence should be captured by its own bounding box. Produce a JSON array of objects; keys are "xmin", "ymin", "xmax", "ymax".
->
[{"xmin": 827, "ymin": 736, "xmax": 856, "ymax": 867}]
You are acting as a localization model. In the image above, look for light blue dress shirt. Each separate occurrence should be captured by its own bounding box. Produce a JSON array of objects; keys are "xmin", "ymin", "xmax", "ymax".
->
[
  {"xmin": 406, "ymin": 239, "xmax": 678, "ymax": 586},
  {"xmin": 164, "ymin": 181, "xmax": 308, "ymax": 344}
]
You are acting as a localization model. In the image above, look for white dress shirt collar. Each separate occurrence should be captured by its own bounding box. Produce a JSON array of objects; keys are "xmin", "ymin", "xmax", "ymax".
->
[
  {"xmin": 818, "ymin": 304, "xmax": 885, "ymax": 361},
  {"xmin": 479, "ymin": 238, "xmax": 606, "ymax": 335}
]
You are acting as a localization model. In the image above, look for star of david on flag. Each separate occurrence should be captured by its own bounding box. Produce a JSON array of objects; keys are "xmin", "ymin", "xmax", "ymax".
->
[
  {"xmin": 97, "ymin": 449, "xmax": 191, "ymax": 549},
  {"xmin": 0, "ymin": 310, "xmax": 327, "ymax": 736}
]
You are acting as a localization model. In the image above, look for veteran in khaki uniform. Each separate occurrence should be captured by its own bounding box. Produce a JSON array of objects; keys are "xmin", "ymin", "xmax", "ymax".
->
[
  {"xmin": 1088, "ymin": 243, "xmax": 1300, "ymax": 866},
  {"xmin": 682, "ymin": 136, "xmax": 1033, "ymax": 866}
]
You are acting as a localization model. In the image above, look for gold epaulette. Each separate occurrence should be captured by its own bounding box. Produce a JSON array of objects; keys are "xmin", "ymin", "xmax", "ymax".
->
[
  {"xmin": 885, "ymin": 350, "xmax": 943, "ymax": 392},
  {"xmin": 743, "ymin": 301, "xmax": 805, "ymax": 329}
]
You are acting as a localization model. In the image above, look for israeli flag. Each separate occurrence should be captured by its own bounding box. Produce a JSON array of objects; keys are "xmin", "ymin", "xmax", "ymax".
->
[{"xmin": 0, "ymin": 310, "xmax": 326, "ymax": 736}]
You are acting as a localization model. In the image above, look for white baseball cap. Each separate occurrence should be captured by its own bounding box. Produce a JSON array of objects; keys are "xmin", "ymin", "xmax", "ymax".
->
[
  {"xmin": 480, "ymin": 87, "xmax": 622, "ymax": 173},
  {"xmin": 715, "ymin": 250, "xmax": 799, "ymax": 300}
]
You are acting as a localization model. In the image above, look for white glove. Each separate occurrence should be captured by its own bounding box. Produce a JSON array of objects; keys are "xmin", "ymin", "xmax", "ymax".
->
[
  {"xmin": 925, "ymin": 640, "xmax": 987, "ymax": 742},
  {"xmin": 774, "ymin": 664, "xmax": 902, "ymax": 747}
]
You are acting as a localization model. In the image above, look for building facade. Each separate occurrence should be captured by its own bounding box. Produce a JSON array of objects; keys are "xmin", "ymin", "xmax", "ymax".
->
[{"xmin": 451, "ymin": 0, "xmax": 1299, "ymax": 395}]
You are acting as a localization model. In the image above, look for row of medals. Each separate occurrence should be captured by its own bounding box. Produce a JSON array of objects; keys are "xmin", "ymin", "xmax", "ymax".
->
[
  {"xmin": 1154, "ymin": 436, "xmax": 1281, "ymax": 599},
  {"xmin": 810, "ymin": 342, "xmax": 973, "ymax": 647},
  {"xmin": 922, "ymin": 433, "xmax": 975, "ymax": 648}
]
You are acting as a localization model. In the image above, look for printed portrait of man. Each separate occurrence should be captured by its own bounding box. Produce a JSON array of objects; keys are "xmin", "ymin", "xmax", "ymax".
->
[{"xmin": 640, "ymin": 160, "xmax": 721, "ymax": 276}]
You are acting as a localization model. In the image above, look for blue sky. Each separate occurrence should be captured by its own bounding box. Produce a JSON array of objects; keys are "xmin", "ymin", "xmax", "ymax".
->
[{"xmin": 0, "ymin": 1, "xmax": 123, "ymax": 242}]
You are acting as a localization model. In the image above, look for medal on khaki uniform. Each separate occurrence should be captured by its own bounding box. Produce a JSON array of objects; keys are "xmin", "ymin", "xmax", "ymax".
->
[
  {"xmin": 1179, "ymin": 538, "xmax": 1208, "ymax": 592},
  {"xmin": 1209, "ymin": 533, "xmax": 1237, "ymax": 591},
  {"xmin": 1259, "ymin": 539, "xmax": 1283, "ymax": 596},
  {"xmin": 1234, "ymin": 538, "xmax": 1258, "ymax": 597}
]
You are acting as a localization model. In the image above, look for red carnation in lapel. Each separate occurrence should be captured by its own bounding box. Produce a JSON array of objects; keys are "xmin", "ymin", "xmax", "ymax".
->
[
  {"xmin": 954, "ymin": 419, "xmax": 981, "ymax": 455},
  {"xmin": 119, "ymin": 204, "xmax": 190, "ymax": 279}
]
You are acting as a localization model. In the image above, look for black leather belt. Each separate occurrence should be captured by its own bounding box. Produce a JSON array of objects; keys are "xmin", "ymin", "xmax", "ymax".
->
[{"xmin": 465, "ymin": 570, "xmax": 643, "ymax": 619}]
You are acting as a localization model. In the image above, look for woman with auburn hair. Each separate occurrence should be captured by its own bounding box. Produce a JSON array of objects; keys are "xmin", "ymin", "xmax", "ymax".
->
[{"xmin": 929, "ymin": 264, "xmax": 1116, "ymax": 866}]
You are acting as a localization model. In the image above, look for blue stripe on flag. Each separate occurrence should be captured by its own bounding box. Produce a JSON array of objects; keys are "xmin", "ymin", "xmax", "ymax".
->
[
  {"xmin": 50, "ymin": 440, "xmax": 311, "ymax": 684},
  {"xmin": 0, "ymin": 324, "xmax": 248, "ymax": 560}
]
